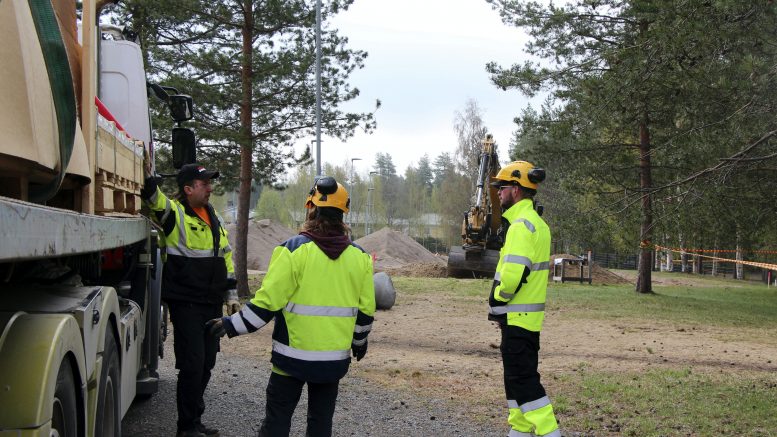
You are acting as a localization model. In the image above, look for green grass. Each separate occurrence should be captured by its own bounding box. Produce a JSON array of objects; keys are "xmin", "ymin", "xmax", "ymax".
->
[
  {"xmin": 553, "ymin": 368, "xmax": 777, "ymax": 436},
  {"xmin": 391, "ymin": 274, "xmax": 777, "ymax": 436},
  {"xmin": 392, "ymin": 276, "xmax": 777, "ymax": 330},
  {"xmin": 391, "ymin": 276, "xmax": 491, "ymax": 297},
  {"xmin": 546, "ymin": 282, "xmax": 777, "ymax": 330}
]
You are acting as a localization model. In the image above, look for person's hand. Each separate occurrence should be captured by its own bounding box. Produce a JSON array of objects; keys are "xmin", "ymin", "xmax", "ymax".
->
[
  {"xmin": 226, "ymin": 300, "xmax": 240, "ymax": 316},
  {"xmin": 224, "ymin": 289, "xmax": 240, "ymax": 315},
  {"xmin": 205, "ymin": 318, "xmax": 226, "ymax": 338},
  {"xmin": 142, "ymin": 148, "xmax": 153, "ymax": 178},
  {"xmin": 351, "ymin": 340, "xmax": 368, "ymax": 362}
]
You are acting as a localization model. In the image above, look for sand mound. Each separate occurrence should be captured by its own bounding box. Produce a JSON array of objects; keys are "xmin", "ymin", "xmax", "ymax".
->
[
  {"xmin": 227, "ymin": 219, "xmax": 296, "ymax": 271},
  {"xmin": 355, "ymin": 227, "xmax": 444, "ymax": 271},
  {"xmin": 550, "ymin": 253, "xmax": 630, "ymax": 285}
]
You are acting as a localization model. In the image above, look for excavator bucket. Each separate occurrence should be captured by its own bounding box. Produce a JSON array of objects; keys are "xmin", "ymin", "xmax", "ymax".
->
[{"xmin": 447, "ymin": 245, "xmax": 500, "ymax": 278}]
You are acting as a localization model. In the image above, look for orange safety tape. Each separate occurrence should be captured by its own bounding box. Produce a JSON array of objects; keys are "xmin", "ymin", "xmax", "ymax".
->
[
  {"xmin": 654, "ymin": 245, "xmax": 777, "ymax": 272},
  {"xmin": 654, "ymin": 246, "xmax": 777, "ymax": 255}
]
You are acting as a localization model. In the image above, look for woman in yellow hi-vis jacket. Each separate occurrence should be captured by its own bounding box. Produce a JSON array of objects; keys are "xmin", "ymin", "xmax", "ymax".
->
[
  {"xmin": 488, "ymin": 161, "xmax": 561, "ymax": 437},
  {"xmin": 207, "ymin": 176, "xmax": 375, "ymax": 437}
]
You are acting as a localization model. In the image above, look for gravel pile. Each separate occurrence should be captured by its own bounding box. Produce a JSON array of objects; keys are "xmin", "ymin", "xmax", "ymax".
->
[{"xmin": 122, "ymin": 341, "xmax": 504, "ymax": 436}]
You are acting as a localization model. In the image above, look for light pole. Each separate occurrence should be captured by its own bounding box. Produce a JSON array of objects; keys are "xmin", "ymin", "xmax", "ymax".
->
[
  {"xmin": 309, "ymin": 139, "xmax": 323, "ymax": 177},
  {"xmin": 314, "ymin": 0, "xmax": 322, "ymax": 177},
  {"xmin": 348, "ymin": 157, "xmax": 361, "ymax": 228},
  {"xmin": 366, "ymin": 171, "xmax": 378, "ymax": 235}
]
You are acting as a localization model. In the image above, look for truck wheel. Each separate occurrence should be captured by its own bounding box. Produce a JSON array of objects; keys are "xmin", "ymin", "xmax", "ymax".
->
[
  {"xmin": 51, "ymin": 358, "xmax": 78, "ymax": 437},
  {"xmin": 95, "ymin": 332, "xmax": 121, "ymax": 436}
]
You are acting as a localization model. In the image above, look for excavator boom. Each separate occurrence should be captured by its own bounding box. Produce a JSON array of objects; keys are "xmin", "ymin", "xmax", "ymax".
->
[{"xmin": 447, "ymin": 135, "xmax": 504, "ymax": 277}]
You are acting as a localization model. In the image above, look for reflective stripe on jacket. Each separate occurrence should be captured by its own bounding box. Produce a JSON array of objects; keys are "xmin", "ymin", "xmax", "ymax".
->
[
  {"xmin": 489, "ymin": 198, "xmax": 551, "ymax": 332},
  {"xmin": 225, "ymin": 234, "xmax": 375, "ymax": 383},
  {"xmin": 143, "ymin": 181, "xmax": 234, "ymax": 304}
]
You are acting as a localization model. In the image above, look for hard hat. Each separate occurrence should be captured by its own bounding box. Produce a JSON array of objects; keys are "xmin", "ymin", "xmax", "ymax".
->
[
  {"xmin": 305, "ymin": 176, "xmax": 350, "ymax": 213},
  {"xmin": 490, "ymin": 160, "xmax": 546, "ymax": 190}
]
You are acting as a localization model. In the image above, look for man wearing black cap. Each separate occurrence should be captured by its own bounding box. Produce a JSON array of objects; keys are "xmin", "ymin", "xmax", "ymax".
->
[{"xmin": 142, "ymin": 163, "xmax": 238, "ymax": 437}]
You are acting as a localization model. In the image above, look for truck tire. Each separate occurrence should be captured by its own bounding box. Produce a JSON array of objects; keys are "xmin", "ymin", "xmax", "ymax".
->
[
  {"xmin": 95, "ymin": 332, "xmax": 121, "ymax": 437},
  {"xmin": 52, "ymin": 358, "xmax": 78, "ymax": 437}
]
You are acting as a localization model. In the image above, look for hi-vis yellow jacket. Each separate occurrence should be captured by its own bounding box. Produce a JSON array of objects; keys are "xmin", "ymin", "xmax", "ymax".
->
[
  {"xmin": 489, "ymin": 198, "xmax": 551, "ymax": 332},
  {"xmin": 142, "ymin": 179, "xmax": 235, "ymax": 304},
  {"xmin": 223, "ymin": 234, "xmax": 375, "ymax": 383}
]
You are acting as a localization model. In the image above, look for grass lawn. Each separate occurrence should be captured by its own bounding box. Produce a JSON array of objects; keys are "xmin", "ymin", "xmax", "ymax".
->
[{"xmin": 391, "ymin": 274, "xmax": 777, "ymax": 436}]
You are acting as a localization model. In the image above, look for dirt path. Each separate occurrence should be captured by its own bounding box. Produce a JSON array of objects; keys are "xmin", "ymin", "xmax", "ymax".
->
[{"xmin": 221, "ymin": 280, "xmax": 777, "ymax": 433}]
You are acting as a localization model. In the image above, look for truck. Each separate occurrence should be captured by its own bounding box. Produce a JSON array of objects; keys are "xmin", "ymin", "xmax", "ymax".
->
[
  {"xmin": 0, "ymin": 0, "xmax": 194, "ymax": 434},
  {"xmin": 447, "ymin": 134, "xmax": 504, "ymax": 277}
]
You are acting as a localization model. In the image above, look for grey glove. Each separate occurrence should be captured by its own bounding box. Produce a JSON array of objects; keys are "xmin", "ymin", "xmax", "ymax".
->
[
  {"xmin": 224, "ymin": 288, "xmax": 240, "ymax": 315},
  {"xmin": 205, "ymin": 318, "xmax": 226, "ymax": 338}
]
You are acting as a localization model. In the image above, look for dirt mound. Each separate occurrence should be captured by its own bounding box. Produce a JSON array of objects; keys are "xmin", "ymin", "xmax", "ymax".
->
[
  {"xmin": 384, "ymin": 261, "xmax": 449, "ymax": 278},
  {"xmin": 355, "ymin": 227, "xmax": 444, "ymax": 270},
  {"xmin": 227, "ymin": 219, "xmax": 296, "ymax": 271},
  {"xmin": 550, "ymin": 253, "xmax": 630, "ymax": 285}
]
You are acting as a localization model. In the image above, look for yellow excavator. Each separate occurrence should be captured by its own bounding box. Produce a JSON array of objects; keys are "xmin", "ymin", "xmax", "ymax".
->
[{"xmin": 447, "ymin": 135, "xmax": 505, "ymax": 277}]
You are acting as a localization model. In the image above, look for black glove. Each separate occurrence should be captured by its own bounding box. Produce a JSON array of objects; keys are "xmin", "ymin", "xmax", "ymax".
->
[
  {"xmin": 351, "ymin": 340, "xmax": 368, "ymax": 362},
  {"xmin": 205, "ymin": 318, "xmax": 226, "ymax": 338}
]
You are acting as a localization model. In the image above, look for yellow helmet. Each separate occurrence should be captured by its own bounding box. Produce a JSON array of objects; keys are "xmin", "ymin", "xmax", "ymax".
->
[
  {"xmin": 305, "ymin": 176, "xmax": 350, "ymax": 213},
  {"xmin": 490, "ymin": 160, "xmax": 546, "ymax": 190}
]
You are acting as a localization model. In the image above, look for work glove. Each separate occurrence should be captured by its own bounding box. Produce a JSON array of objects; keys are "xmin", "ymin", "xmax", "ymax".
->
[
  {"xmin": 224, "ymin": 288, "xmax": 240, "ymax": 316},
  {"xmin": 205, "ymin": 318, "xmax": 226, "ymax": 338},
  {"xmin": 351, "ymin": 340, "xmax": 368, "ymax": 362}
]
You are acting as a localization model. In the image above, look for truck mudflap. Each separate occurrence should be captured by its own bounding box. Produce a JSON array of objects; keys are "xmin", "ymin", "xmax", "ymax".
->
[
  {"xmin": 0, "ymin": 312, "xmax": 87, "ymax": 434},
  {"xmin": 447, "ymin": 245, "xmax": 500, "ymax": 278}
]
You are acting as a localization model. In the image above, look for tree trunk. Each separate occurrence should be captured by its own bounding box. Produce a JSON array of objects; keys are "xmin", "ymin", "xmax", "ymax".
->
[
  {"xmin": 235, "ymin": 0, "xmax": 254, "ymax": 297},
  {"xmin": 636, "ymin": 119, "xmax": 653, "ymax": 294}
]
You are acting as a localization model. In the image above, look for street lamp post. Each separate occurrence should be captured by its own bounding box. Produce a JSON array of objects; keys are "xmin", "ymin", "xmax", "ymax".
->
[
  {"xmin": 348, "ymin": 157, "xmax": 361, "ymax": 228},
  {"xmin": 366, "ymin": 171, "xmax": 378, "ymax": 235}
]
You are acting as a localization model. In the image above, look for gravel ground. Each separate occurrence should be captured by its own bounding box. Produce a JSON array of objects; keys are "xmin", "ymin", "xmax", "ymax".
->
[{"xmin": 122, "ymin": 340, "xmax": 505, "ymax": 437}]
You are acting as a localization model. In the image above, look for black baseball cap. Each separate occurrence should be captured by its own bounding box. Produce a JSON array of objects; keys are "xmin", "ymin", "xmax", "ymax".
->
[{"xmin": 177, "ymin": 163, "xmax": 220, "ymax": 187}]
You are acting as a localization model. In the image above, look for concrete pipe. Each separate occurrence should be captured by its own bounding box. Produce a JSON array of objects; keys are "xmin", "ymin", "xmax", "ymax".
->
[{"xmin": 373, "ymin": 272, "xmax": 396, "ymax": 310}]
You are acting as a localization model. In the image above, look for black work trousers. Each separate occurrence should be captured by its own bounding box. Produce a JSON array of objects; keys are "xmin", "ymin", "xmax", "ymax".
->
[
  {"xmin": 258, "ymin": 371, "xmax": 340, "ymax": 437},
  {"xmin": 500, "ymin": 324, "xmax": 547, "ymax": 404},
  {"xmin": 168, "ymin": 301, "xmax": 222, "ymax": 432}
]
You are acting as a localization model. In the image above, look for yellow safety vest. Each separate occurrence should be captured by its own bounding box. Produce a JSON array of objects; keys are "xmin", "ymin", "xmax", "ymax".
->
[{"xmin": 144, "ymin": 185, "xmax": 234, "ymax": 304}]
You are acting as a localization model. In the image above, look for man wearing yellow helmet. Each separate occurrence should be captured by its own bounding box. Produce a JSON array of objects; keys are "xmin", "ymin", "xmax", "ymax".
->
[
  {"xmin": 206, "ymin": 176, "xmax": 375, "ymax": 437},
  {"xmin": 488, "ymin": 161, "xmax": 561, "ymax": 437}
]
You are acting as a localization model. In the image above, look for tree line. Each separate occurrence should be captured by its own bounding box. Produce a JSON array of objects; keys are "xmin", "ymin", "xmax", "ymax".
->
[
  {"xmin": 253, "ymin": 99, "xmax": 494, "ymax": 252},
  {"xmin": 115, "ymin": 0, "xmax": 777, "ymax": 294},
  {"xmin": 488, "ymin": 0, "xmax": 777, "ymax": 292}
]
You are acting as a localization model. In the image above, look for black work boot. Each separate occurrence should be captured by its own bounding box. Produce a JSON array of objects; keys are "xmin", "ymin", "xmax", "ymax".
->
[
  {"xmin": 195, "ymin": 422, "xmax": 220, "ymax": 437},
  {"xmin": 175, "ymin": 430, "xmax": 205, "ymax": 437}
]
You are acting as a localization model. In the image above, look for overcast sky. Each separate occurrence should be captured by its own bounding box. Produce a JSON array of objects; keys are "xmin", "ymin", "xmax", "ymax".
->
[{"xmin": 293, "ymin": 0, "xmax": 541, "ymax": 179}]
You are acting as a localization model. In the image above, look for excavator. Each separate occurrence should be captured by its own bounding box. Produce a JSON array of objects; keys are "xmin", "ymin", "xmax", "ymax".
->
[{"xmin": 447, "ymin": 135, "xmax": 505, "ymax": 277}]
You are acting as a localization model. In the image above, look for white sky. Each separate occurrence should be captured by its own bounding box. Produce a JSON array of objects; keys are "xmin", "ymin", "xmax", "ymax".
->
[{"xmin": 293, "ymin": 0, "xmax": 542, "ymax": 178}]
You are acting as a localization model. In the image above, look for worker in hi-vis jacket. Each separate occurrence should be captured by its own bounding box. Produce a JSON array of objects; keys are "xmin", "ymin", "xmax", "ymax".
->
[
  {"xmin": 488, "ymin": 161, "xmax": 561, "ymax": 437},
  {"xmin": 207, "ymin": 176, "xmax": 375, "ymax": 437}
]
